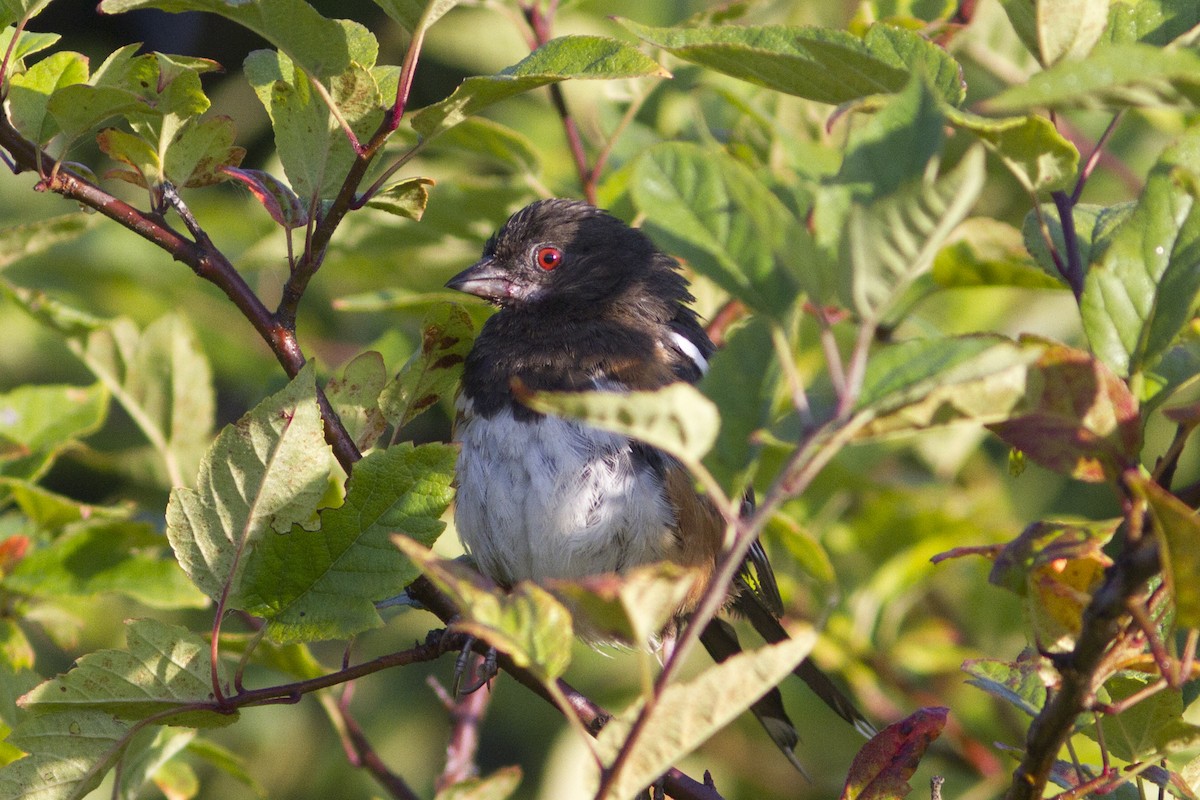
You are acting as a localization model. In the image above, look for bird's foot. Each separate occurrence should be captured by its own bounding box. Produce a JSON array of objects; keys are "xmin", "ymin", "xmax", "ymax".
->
[{"xmin": 451, "ymin": 636, "xmax": 498, "ymax": 696}]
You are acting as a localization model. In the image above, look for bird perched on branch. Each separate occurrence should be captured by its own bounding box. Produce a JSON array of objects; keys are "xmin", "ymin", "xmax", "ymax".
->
[{"xmin": 445, "ymin": 198, "xmax": 873, "ymax": 769}]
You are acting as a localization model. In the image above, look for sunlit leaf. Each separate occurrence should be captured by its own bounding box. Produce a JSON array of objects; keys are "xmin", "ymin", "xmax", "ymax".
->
[
  {"xmin": 365, "ymin": 176, "xmax": 434, "ymax": 220},
  {"xmin": 516, "ymin": 381, "xmax": 719, "ymax": 469},
  {"xmin": 0, "ymin": 710, "xmax": 134, "ymax": 800},
  {"xmin": 396, "ymin": 539, "xmax": 574, "ymax": 682},
  {"xmin": 165, "ymin": 365, "xmax": 332, "ymax": 606},
  {"xmin": 1127, "ymin": 472, "xmax": 1200, "ymax": 627},
  {"xmin": 947, "ymin": 108, "xmax": 1079, "ymax": 193},
  {"xmin": 437, "ymin": 117, "xmax": 540, "ymax": 175},
  {"xmin": 1034, "ymin": 0, "xmax": 1111, "ymax": 66},
  {"xmin": 1021, "ymin": 202, "xmax": 1133, "ymax": 284},
  {"xmin": 547, "ymin": 563, "xmax": 699, "ymax": 646},
  {"xmin": 20, "ymin": 618, "xmax": 232, "ymax": 726},
  {"xmin": 1079, "ymin": 125, "xmax": 1200, "ymax": 377},
  {"xmin": 220, "ymin": 167, "xmax": 309, "ymax": 229},
  {"xmin": 594, "ymin": 630, "xmax": 816, "ymax": 800},
  {"xmin": 118, "ymin": 727, "xmax": 195, "ymax": 800},
  {"xmin": 989, "ymin": 520, "xmax": 1117, "ymax": 650},
  {"xmin": 241, "ymin": 443, "xmax": 455, "ymax": 643},
  {"xmin": 372, "ymin": 0, "xmax": 459, "ymax": 35},
  {"xmin": 933, "ymin": 218, "xmax": 1065, "ymax": 289},
  {"xmin": 410, "ymin": 36, "xmax": 667, "ymax": 140},
  {"xmin": 434, "ymin": 765, "xmax": 521, "ymax": 800},
  {"xmin": 0, "ymin": 383, "xmax": 108, "ymax": 481},
  {"xmin": 7, "ymin": 50, "xmax": 89, "ymax": 145},
  {"xmin": 1103, "ymin": 0, "xmax": 1200, "ymax": 47},
  {"xmin": 97, "ymin": 127, "xmax": 161, "ymax": 187},
  {"xmin": 987, "ymin": 43, "xmax": 1200, "ymax": 111},
  {"xmin": 618, "ymin": 19, "xmax": 963, "ymax": 105},
  {"xmin": 1094, "ymin": 673, "xmax": 1188, "ymax": 761}
]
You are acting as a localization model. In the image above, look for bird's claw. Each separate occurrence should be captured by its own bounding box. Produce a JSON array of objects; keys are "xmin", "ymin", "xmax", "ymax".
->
[{"xmin": 451, "ymin": 636, "xmax": 498, "ymax": 696}]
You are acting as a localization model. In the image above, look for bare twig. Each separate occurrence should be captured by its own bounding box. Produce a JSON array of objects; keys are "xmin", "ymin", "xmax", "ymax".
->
[
  {"xmin": 429, "ymin": 676, "xmax": 491, "ymax": 790},
  {"xmin": 1050, "ymin": 190, "xmax": 1085, "ymax": 299}
]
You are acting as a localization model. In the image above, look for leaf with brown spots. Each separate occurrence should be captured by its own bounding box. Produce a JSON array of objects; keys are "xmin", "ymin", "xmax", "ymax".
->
[{"xmin": 380, "ymin": 304, "xmax": 474, "ymax": 431}]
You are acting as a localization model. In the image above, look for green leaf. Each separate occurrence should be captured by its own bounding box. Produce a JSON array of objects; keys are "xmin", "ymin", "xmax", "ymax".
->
[
  {"xmin": 437, "ymin": 117, "xmax": 541, "ymax": 175},
  {"xmin": 365, "ymin": 176, "xmax": 434, "ymax": 220},
  {"xmin": 70, "ymin": 315, "xmax": 216, "ymax": 489},
  {"xmin": 962, "ymin": 652, "xmax": 1053, "ymax": 717},
  {"xmin": 0, "ymin": 710, "xmax": 134, "ymax": 800},
  {"xmin": 5, "ymin": 521, "xmax": 208, "ymax": 610},
  {"xmin": 838, "ymin": 74, "xmax": 947, "ymax": 201},
  {"xmin": 396, "ymin": 539, "xmax": 574, "ymax": 682},
  {"xmin": 1022, "ymin": 202, "xmax": 1133, "ymax": 283},
  {"xmin": 1095, "ymin": 673, "xmax": 1187, "ymax": 761},
  {"xmin": 1080, "ymin": 126, "xmax": 1200, "ymax": 377},
  {"xmin": 1037, "ymin": 0, "xmax": 1111, "ymax": 66},
  {"xmin": 987, "ymin": 43, "xmax": 1200, "ymax": 112},
  {"xmin": 594, "ymin": 630, "xmax": 816, "ymax": 800},
  {"xmin": 98, "ymin": 0, "xmax": 352, "ymax": 79},
  {"xmin": 379, "ymin": 304, "xmax": 474, "ymax": 430},
  {"xmin": 855, "ymin": 335, "xmax": 1046, "ymax": 437},
  {"xmin": 97, "ymin": 127, "xmax": 162, "ymax": 187},
  {"xmin": 0, "ymin": 25, "xmax": 59, "ymax": 71},
  {"xmin": 371, "ymin": 0, "xmax": 459, "ymax": 35},
  {"xmin": 987, "ymin": 340, "xmax": 1142, "ymax": 482},
  {"xmin": 410, "ymin": 35, "xmax": 666, "ymax": 140},
  {"xmin": 847, "ymin": 146, "xmax": 986, "ymax": 324},
  {"xmin": 0, "ymin": 0, "xmax": 51, "ymax": 28},
  {"xmin": 1128, "ymin": 472, "xmax": 1200, "ymax": 627},
  {"xmin": 547, "ymin": 563, "xmax": 700, "ymax": 646},
  {"xmin": 244, "ymin": 50, "xmax": 381, "ymax": 200},
  {"xmin": 7, "ymin": 50, "xmax": 89, "ymax": 145},
  {"xmin": 0, "ymin": 215, "xmax": 97, "ymax": 271},
  {"xmin": 618, "ymin": 19, "xmax": 963, "ymax": 105},
  {"xmin": 517, "ymin": 381, "xmax": 719, "ymax": 470},
  {"xmin": 181, "ymin": 738, "xmax": 265, "ymax": 795},
  {"xmin": 44, "ymin": 84, "xmax": 144, "ymax": 145},
  {"xmin": 116, "ymin": 727, "xmax": 195, "ymax": 800},
  {"xmin": 0, "ymin": 479, "xmax": 126, "ymax": 530},
  {"xmin": 162, "ymin": 115, "xmax": 246, "ymax": 188},
  {"xmin": 241, "ymin": 443, "xmax": 455, "ymax": 643},
  {"xmin": 434, "ymin": 766, "xmax": 522, "ymax": 800},
  {"xmin": 1102, "ymin": 0, "xmax": 1200, "ymax": 46},
  {"xmin": 700, "ymin": 317, "xmax": 777, "ymax": 492},
  {"xmin": 631, "ymin": 141, "xmax": 798, "ymax": 318},
  {"xmin": 0, "ymin": 383, "xmax": 108, "ymax": 481},
  {"xmin": 947, "ymin": 108, "xmax": 1079, "ymax": 192},
  {"xmin": 325, "ymin": 351, "xmax": 387, "ymax": 452},
  {"xmin": 165, "ymin": 364, "xmax": 332, "ymax": 607},
  {"xmin": 933, "ymin": 218, "xmax": 1066, "ymax": 289},
  {"xmin": 20, "ymin": 618, "xmax": 232, "ymax": 726}
]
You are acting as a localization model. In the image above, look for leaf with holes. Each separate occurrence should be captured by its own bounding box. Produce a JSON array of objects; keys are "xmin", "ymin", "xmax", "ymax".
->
[{"xmin": 165, "ymin": 364, "xmax": 332, "ymax": 607}]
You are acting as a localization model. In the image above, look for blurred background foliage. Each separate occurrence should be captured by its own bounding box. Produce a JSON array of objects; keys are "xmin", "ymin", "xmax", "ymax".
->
[{"xmin": 0, "ymin": 0, "xmax": 1196, "ymax": 798}]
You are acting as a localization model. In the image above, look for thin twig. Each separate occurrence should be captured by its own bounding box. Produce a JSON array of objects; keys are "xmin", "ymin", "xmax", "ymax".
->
[{"xmin": 1071, "ymin": 114, "xmax": 1122, "ymax": 204}]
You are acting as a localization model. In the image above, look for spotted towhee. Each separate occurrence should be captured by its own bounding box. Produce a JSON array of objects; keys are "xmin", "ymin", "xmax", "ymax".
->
[{"xmin": 446, "ymin": 199, "xmax": 873, "ymax": 769}]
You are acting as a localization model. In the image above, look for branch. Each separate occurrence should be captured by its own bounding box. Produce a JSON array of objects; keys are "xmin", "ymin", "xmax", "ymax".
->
[{"xmin": 1005, "ymin": 521, "xmax": 1161, "ymax": 799}]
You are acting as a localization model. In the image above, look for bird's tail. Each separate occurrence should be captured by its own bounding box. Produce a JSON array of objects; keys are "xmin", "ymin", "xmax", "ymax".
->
[
  {"xmin": 699, "ymin": 618, "xmax": 809, "ymax": 777},
  {"xmin": 733, "ymin": 590, "xmax": 877, "ymax": 739}
]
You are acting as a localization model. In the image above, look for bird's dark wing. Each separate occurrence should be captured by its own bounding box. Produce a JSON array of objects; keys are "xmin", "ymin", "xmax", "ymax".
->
[
  {"xmin": 699, "ymin": 618, "xmax": 808, "ymax": 777},
  {"xmin": 731, "ymin": 582, "xmax": 877, "ymax": 738}
]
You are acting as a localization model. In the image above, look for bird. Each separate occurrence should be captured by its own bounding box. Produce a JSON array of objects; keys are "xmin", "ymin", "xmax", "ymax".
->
[{"xmin": 444, "ymin": 198, "xmax": 874, "ymax": 770}]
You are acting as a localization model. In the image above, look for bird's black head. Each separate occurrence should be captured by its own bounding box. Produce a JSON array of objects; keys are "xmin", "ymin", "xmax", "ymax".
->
[{"xmin": 446, "ymin": 199, "xmax": 682, "ymax": 313}]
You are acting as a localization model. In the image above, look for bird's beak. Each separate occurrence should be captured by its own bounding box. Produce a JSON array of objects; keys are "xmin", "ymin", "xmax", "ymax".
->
[{"xmin": 445, "ymin": 257, "xmax": 527, "ymax": 303}]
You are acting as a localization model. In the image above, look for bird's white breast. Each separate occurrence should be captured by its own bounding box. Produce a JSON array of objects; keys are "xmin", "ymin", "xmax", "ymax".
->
[{"xmin": 453, "ymin": 397, "xmax": 676, "ymax": 585}]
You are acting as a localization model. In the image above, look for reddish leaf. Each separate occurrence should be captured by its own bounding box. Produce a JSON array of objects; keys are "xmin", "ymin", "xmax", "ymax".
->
[
  {"xmin": 840, "ymin": 707, "xmax": 948, "ymax": 800},
  {"xmin": 220, "ymin": 166, "xmax": 309, "ymax": 229},
  {"xmin": 0, "ymin": 535, "xmax": 29, "ymax": 575},
  {"xmin": 988, "ymin": 341, "xmax": 1141, "ymax": 482}
]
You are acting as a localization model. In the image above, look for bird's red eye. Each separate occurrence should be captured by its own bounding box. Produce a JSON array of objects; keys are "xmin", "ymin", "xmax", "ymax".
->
[{"xmin": 535, "ymin": 246, "xmax": 562, "ymax": 271}]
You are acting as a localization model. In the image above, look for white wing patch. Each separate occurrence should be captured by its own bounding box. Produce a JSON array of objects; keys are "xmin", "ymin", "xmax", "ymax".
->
[{"xmin": 668, "ymin": 330, "xmax": 708, "ymax": 375}]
